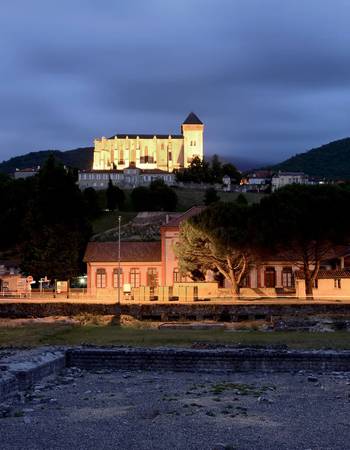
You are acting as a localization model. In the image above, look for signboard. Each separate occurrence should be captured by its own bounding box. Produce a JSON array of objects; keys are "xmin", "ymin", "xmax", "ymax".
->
[
  {"xmin": 56, "ymin": 281, "xmax": 68, "ymax": 293},
  {"xmin": 123, "ymin": 283, "xmax": 131, "ymax": 293}
]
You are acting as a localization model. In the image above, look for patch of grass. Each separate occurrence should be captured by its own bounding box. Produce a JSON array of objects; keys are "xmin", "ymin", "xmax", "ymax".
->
[
  {"xmin": 173, "ymin": 188, "xmax": 264, "ymax": 211},
  {"xmin": 210, "ymin": 382, "xmax": 272, "ymax": 397},
  {"xmin": 0, "ymin": 324, "xmax": 350, "ymax": 349},
  {"xmin": 92, "ymin": 211, "xmax": 137, "ymax": 234}
]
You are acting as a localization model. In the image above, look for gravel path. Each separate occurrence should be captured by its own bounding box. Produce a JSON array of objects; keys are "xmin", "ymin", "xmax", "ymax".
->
[{"xmin": 0, "ymin": 368, "xmax": 349, "ymax": 449}]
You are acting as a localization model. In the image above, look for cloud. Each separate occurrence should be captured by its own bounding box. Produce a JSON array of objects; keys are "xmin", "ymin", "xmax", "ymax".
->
[{"xmin": 0, "ymin": 0, "xmax": 350, "ymax": 164}]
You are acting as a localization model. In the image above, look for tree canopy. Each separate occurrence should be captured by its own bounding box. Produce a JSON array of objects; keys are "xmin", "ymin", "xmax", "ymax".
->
[
  {"xmin": 251, "ymin": 184, "xmax": 350, "ymax": 297},
  {"xmin": 175, "ymin": 202, "xmax": 252, "ymax": 296},
  {"xmin": 175, "ymin": 155, "xmax": 241, "ymax": 184},
  {"xmin": 176, "ymin": 184, "xmax": 350, "ymax": 298},
  {"xmin": 204, "ymin": 187, "xmax": 219, "ymax": 205},
  {"xmin": 19, "ymin": 156, "xmax": 91, "ymax": 280},
  {"xmin": 131, "ymin": 180, "xmax": 177, "ymax": 211},
  {"xmin": 106, "ymin": 179, "xmax": 125, "ymax": 211}
]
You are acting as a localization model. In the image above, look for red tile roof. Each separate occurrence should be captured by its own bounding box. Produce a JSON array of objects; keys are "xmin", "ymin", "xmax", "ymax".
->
[
  {"xmin": 84, "ymin": 241, "xmax": 161, "ymax": 263},
  {"xmin": 295, "ymin": 270, "xmax": 350, "ymax": 279}
]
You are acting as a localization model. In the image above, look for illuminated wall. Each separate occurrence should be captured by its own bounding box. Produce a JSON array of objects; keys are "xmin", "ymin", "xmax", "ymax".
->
[{"xmin": 92, "ymin": 114, "xmax": 204, "ymax": 172}]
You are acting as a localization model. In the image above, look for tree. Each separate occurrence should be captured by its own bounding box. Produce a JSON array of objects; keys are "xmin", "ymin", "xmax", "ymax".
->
[
  {"xmin": 20, "ymin": 156, "xmax": 91, "ymax": 280},
  {"xmin": 0, "ymin": 175, "xmax": 37, "ymax": 251},
  {"xmin": 204, "ymin": 187, "xmax": 219, "ymax": 205},
  {"xmin": 251, "ymin": 184, "xmax": 350, "ymax": 298},
  {"xmin": 131, "ymin": 186, "xmax": 151, "ymax": 211},
  {"xmin": 175, "ymin": 156, "xmax": 211, "ymax": 183},
  {"xmin": 222, "ymin": 163, "xmax": 241, "ymax": 184},
  {"xmin": 210, "ymin": 154, "xmax": 222, "ymax": 182},
  {"xmin": 131, "ymin": 180, "xmax": 178, "ymax": 211},
  {"xmin": 175, "ymin": 202, "xmax": 252, "ymax": 297},
  {"xmin": 176, "ymin": 155, "xmax": 241, "ymax": 185},
  {"xmin": 83, "ymin": 187, "xmax": 100, "ymax": 218},
  {"xmin": 150, "ymin": 179, "xmax": 178, "ymax": 211},
  {"xmin": 106, "ymin": 179, "xmax": 125, "ymax": 211},
  {"xmin": 236, "ymin": 193, "xmax": 248, "ymax": 206}
]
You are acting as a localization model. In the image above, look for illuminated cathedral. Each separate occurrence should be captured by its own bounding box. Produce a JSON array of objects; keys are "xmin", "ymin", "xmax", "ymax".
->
[{"xmin": 92, "ymin": 112, "xmax": 204, "ymax": 172}]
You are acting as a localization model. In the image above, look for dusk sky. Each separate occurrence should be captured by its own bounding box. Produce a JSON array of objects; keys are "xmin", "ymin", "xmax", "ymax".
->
[{"xmin": 1, "ymin": 0, "xmax": 350, "ymax": 167}]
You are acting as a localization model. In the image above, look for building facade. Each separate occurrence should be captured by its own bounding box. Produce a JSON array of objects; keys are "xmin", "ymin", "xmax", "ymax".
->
[
  {"xmin": 92, "ymin": 113, "xmax": 204, "ymax": 172},
  {"xmin": 271, "ymin": 171, "xmax": 309, "ymax": 191},
  {"xmin": 84, "ymin": 207, "xmax": 350, "ymax": 300},
  {"xmin": 78, "ymin": 166, "xmax": 176, "ymax": 190}
]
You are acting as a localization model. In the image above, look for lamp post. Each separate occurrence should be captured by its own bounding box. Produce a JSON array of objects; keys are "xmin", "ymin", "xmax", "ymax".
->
[{"xmin": 117, "ymin": 215, "xmax": 121, "ymax": 306}]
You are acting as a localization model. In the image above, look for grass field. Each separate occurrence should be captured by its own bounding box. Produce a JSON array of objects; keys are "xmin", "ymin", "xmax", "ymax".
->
[
  {"xmin": 173, "ymin": 188, "xmax": 264, "ymax": 211},
  {"xmin": 92, "ymin": 211, "xmax": 137, "ymax": 234},
  {"xmin": 92, "ymin": 189, "xmax": 265, "ymax": 233},
  {"xmin": 1, "ymin": 324, "xmax": 350, "ymax": 349}
]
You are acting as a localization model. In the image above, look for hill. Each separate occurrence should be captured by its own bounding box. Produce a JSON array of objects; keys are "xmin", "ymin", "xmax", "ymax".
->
[
  {"xmin": 270, "ymin": 137, "xmax": 350, "ymax": 179},
  {"xmin": 0, "ymin": 147, "xmax": 93, "ymax": 174}
]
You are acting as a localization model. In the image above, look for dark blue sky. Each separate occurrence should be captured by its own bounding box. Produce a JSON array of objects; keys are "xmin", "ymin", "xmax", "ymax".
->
[{"xmin": 1, "ymin": 0, "xmax": 350, "ymax": 167}]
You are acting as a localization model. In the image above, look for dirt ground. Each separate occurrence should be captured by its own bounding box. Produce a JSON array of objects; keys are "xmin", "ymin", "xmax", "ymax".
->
[{"xmin": 0, "ymin": 367, "xmax": 350, "ymax": 449}]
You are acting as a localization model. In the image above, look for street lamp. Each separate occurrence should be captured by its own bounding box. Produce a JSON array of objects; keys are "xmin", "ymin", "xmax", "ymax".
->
[{"xmin": 117, "ymin": 215, "xmax": 121, "ymax": 306}]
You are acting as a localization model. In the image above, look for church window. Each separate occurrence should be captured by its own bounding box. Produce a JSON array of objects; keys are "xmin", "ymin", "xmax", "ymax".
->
[{"xmin": 119, "ymin": 149, "xmax": 124, "ymax": 165}]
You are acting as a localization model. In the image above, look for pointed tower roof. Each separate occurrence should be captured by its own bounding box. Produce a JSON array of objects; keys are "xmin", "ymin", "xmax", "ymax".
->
[{"xmin": 182, "ymin": 112, "xmax": 203, "ymax": 125}]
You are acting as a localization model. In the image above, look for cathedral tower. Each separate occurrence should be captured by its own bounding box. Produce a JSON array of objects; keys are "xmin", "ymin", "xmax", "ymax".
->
[{"xmin": 181, "ymin": 112, "xmax": 204, "ymax": 167}]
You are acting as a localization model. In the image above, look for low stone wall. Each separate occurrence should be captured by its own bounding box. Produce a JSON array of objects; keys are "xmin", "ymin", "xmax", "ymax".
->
[
  {"xmin": 2, "ymin": 347, "xmax": 350, "ymax": 404},
  {"xmin": 121, "ymin": 303, "xmax": 350, "ymax": 322},
  {"xmin": 66, "ymin": 347, "xmax": 350, "ymax": 373},
  {"xmin": 0, "ymin": 350, "xmax": 65, "ymax": 402},
  {"xmin": 1, "ymin": 302, "xmax": 350, "ymax": 322},
  {"xmin": 0, "ymin": 302, "xmax": 117, "ymax": 318}
]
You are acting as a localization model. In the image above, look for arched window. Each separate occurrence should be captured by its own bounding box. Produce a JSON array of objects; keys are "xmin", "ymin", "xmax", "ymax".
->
[
  {"xmin": 130, "ymin": 268, "xmax": 141, "ymax": 288},
  {"xmin": 119, "ymin": 149, "xmax": 124, "ymax": 165},
  {"xmin": 168, "ymin": 143, "xmax": 172, "ymax": 162},
  {"xmin": 113, "ymin": 268, "xmax": 124, "ymax": 288},
  {"xmin": 147, "ymin": 268, "xmax": 158, "ymax": 287},
  {"xmin": 96, "ymin": 268, "xmax": 107, "ymax": 288},
  {"xmin": 264, "ymin": 267, "xmax": 276, "ymax": 288}
]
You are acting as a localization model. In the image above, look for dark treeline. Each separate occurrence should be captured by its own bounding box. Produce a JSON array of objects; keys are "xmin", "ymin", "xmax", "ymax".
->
[
  {"xmin": 0, "ymin": 160, "xmax": 179, "ymax": 280},
  {"xmin": 0, "ymin": 156, "xmax": 91, "ymax": 281},
  {"xmin": 175, "ymin": 155, "xmax": 241, "ymax": 184},
  {"xmin": 176, "ymin": 184, "xmax": 350, "ymax": 298}
]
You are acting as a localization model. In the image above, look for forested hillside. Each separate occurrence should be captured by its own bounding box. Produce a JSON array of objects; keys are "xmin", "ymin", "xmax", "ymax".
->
[
  {"xmin": 271, "ymin": 138, "xmax": 350, "ymax": 179},
  {"xmin": 0, "ymin": 147, "xmax": 93, "ymax": 174}
]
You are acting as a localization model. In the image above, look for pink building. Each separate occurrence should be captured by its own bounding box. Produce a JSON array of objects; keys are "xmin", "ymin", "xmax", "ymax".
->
[
  {"xmin": 84, "ymin": 207, "xmax": 350, "ymax": 299},
  {"xmin": 84, "ymin": 207, "xmax": 203, "ymax": 298}
]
